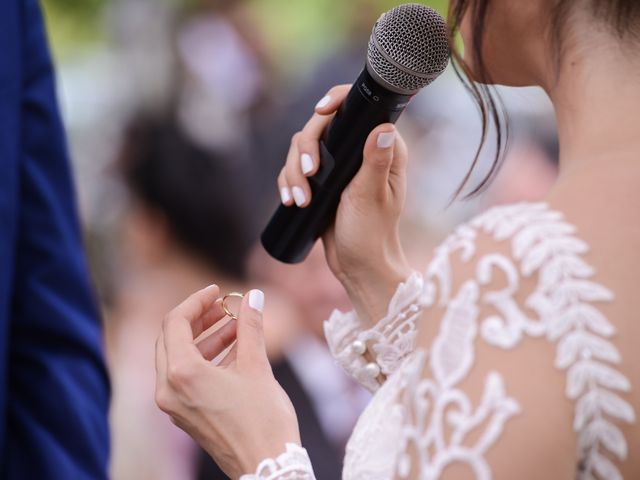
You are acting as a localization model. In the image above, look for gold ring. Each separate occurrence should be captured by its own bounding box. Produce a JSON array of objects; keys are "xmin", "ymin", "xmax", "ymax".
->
[{"xmin": 222, "ymin": 292, "xmax": 244, "ymax": 320}]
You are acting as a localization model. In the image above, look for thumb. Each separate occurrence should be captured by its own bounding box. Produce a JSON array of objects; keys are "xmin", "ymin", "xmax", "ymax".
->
[
  {"xmin": 354, "ymin": 124, "xmax": 396, "ymax": 202},
  {"xmin": 236, "ymin": 289, "xmax": 269, "ymax": 371}
]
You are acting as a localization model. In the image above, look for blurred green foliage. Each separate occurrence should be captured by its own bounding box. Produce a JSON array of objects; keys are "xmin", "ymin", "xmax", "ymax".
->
[
  {"xmin": 248, "ymin": 0, "xmax": 449, "ymax": 73},
  {"xmin": 41, "ymin": 0, "xmax": 108, "ymax": 59},
  {"xmin": 42, "ymin": 0, "xmax": 449, "ymax": 64}
]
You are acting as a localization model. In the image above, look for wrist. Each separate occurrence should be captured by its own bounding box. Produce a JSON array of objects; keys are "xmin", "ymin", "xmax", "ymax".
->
[{"xmin": 338, "ymin": 260, "xmax": 412, "ymax": 326}]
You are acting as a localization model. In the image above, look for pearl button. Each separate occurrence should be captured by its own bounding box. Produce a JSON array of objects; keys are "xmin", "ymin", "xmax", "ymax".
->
[
  {"xmin": 365, "ymin": 362, "xmax": 381, "ymax": 378},
  {"xmin": 410, "ymin": 305, "xmax": 419, "ymax": 313},
  {"xmin": 351, "ymin": 340, "xmax": 366, "ymax": 355}
]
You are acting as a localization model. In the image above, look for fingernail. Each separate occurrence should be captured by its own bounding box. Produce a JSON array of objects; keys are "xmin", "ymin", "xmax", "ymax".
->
[
  {"xmin": 300, "ymin": 153, "xmax": 314, "ymax": 175},
  {"xmin": 315, "ymin": 95, "xmax": 331, "ymax": 109},
  {"xmin": 377, "ymin": 131, "xmax": 395, "ymax": 149},
  {"xmin": 248, "ymin": 289, "xmax": 264, "ymax": 313},
  {"xmin": 205, "ymin": 284, "xmax": 218, "ymax": 291},
  {"xmin": 292, "ymin": 186, "xmax": 306, "ymax": 207},
  {"xmin": 280, "ymin": 186, "xmax": 292, "ymax": 204}
]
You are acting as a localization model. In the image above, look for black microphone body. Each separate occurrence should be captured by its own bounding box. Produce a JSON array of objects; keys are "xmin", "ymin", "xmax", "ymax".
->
[
  {"xmin": 261, "ymin": 3, "xmax": 450, "ymax": 264},
  {"xmin": 261, "ymin": 67, "xmax": 412, "ymax": 264}
]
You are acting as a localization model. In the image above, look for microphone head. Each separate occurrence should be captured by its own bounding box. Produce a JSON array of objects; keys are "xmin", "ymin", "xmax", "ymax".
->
[{"xmin": 367, "ymin": 3, "xmax": 450, "ymax": 95}]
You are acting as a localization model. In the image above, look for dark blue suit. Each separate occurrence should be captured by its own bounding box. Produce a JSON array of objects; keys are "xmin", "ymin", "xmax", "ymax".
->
[{"xmin": 0, "ymin": 0, "xmax": 110, "ymax": 478}]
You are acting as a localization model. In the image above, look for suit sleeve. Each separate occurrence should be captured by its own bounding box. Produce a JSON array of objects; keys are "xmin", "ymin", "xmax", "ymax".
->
[{"xmin": 4, "ymin": 0, "xmax": 110, "ymax": 478}]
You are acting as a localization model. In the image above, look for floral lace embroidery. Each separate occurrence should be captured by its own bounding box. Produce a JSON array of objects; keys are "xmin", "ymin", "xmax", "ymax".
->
[
  {"xmin": 239, "ymin": 443, "xmax": 314, "ymax": 480},
  {"xmin": 386, "ymin": 202, "xmax": 633, "ymax": 479},
  {"xmin": 469, "ymin": 203, "xmax": 635, "ymax": 480},
  {"xmin": 393, "ymin": 284, "xmax": 521, "ymax": 480},
  {"xmin": 324, "ymin": 272, "xmax": 428, "ymax": 392}
]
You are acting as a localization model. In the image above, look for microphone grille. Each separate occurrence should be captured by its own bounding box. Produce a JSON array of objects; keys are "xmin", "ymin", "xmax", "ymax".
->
[{"xmin": 367, "ymin": 3, "xmax": 450, "ymax": 94}]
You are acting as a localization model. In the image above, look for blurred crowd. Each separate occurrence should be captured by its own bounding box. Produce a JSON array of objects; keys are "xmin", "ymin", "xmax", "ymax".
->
[{"xmin": 44, "ymin": 0, "xmax": 559, "ymax": 479}]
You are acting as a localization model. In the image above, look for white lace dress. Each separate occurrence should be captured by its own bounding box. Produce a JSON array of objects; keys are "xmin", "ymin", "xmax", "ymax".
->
[{"xmin": 241, "ymin": 203, "xmax": 636, "ymax": 480}]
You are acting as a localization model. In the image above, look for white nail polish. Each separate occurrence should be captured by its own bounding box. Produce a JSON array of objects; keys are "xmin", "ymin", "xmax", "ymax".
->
[
  {"xmin": 377, "ymin": 131, "xmax": 395, "ymax": 149},
  {"xmin": 315, "ymin": 95, "xmax": 331, "ymax": 109},
  {"xmin": 292, "ymin": 186, "xmax": 306, "ymax": 207},
  {"xmin": 249, "ymin": 289, "xmax": 265, "ymax": 313},
  {"xmin": 280, "ymin": 186, "xmax": 292, "ymax": 204},
  {"xmin": 301, "ymin": 153, "xmax": 314, "ymax": 175}
]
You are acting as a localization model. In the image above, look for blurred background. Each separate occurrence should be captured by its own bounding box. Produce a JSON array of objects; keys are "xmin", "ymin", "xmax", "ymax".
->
[{"xmin": 41, "ymin": 0, "xmax": 559, "ymax": 479}]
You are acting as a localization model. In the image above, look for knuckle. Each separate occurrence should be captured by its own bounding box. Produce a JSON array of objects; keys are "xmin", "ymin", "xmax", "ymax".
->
[
  {"xmin": 167, "ymin": 360, "xmax": 197, "ymax": 389},
  {"xmin": 155, "ymin": 387, "xmax": 174, "ymax": 413},
  {"xmin": 163, "ymin": 311, "xmax": 178, "ymax": 328},
  {"xmin": 278, "ymin": 170, "xmax": 287, "ymax": 186},
  {"xmin": 290, "ymin": 131, "xmax": 302, "ymax": 146},
  {"xmin": 299, "ymin": 138, "xmax": 317, "ymax": 153}
]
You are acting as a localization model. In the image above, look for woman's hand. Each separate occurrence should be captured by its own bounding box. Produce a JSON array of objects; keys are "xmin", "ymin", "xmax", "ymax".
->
[
  {"xmin": 278, "ymin": 85, "xmax": 412, "ymax": 323},
  {"xmin": 155, "ymin": 285, "xmax": 300, "ymax": 479}
]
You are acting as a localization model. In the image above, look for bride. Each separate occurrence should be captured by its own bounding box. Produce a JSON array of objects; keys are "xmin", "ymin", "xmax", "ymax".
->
[{"xmin": 154, "ymin": 0, "xmax": 640, "ymax": 478}]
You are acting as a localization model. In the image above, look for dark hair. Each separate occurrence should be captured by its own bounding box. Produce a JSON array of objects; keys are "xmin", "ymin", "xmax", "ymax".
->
[
  {"xmin": 447, "ymin": 0, "xmax": 640, "ymax": 199},
  {"xmin": 118, "ymin": 116, "xmax": 256, "ymax": 281}
]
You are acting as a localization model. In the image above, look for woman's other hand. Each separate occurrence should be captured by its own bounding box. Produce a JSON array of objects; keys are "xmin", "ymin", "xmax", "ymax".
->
[
  {"xmin": 278, "ymin": 86, "xmax": 412, "ymax": 323},
  {"xmin": 155, "ymin": 285, "xmax": 300, "ymax": 479}
]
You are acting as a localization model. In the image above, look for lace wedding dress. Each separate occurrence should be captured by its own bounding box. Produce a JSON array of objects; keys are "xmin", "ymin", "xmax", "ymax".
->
[{"xmin": 241, "ymin": 203, "xmax": 635, "ymax": 480}]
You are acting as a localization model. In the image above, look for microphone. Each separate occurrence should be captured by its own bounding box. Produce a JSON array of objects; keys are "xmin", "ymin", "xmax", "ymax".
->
[{"xmin": 261, "ymin": 3, "xmax": 450, "ymax": 264}]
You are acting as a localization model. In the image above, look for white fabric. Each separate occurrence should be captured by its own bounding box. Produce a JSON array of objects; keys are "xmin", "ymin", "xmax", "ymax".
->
[
  {"xmin": 324, "ymin": 272, "xmax": 428, "ymax": 392},
  {"xmin": 243, "ymin": 202, "xmax": 635, "ymax": 480},
  {"xmin": 239, "ymin": 443, "xmax": 314, "ymax": 480}
]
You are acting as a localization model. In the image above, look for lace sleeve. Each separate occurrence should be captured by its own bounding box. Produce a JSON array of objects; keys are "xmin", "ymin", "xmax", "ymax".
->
[
  {"xmin": 239, "ymin": 444, "xmax": 316, "ymax": 480},
  {"xmin": 323, "ymin": 272, "xmax": 429, "ymax": 392}
]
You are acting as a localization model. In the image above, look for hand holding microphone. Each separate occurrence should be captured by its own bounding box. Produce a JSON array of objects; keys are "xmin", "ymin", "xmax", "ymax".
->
[
  {"xmin": 262, "ymin": 4, "xmax": 450, "ymax": 322},
  {"xmin": 278, "ymin": 86, "xmax": 414, "ymax": 323}
]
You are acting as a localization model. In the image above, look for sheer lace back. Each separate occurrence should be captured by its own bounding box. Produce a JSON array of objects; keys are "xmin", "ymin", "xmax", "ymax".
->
[{"xmin": 342, "ymin": 203, "xmax": 635, "ymax": 479}]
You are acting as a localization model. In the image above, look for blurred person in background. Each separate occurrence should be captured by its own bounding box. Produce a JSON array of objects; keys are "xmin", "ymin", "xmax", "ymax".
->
[
  {"xmin": 0, "ymin": 0, "xmax": 110, "ymax": 478},
  {"xmin": 154, "ymin": 0, "xmax": 640, "ymax": 479},
  {"xmin": 107, "ymin": 115, "xmax": 256, "ymax": 480},
  {"xmin": 175, "ymin": 0, "xmax": 273, "ymax": 155}
]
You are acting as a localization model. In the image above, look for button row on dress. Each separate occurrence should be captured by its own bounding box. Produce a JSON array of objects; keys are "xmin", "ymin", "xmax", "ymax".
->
[
  {"xmin": 351, "ymin": 340, "xmax": 381, "ymax": 378},
  {"xmin": 350, "ymin": 340, "xmax": 366, "ymax": 355}
]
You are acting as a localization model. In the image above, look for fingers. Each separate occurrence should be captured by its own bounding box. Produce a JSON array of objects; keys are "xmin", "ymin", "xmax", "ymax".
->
[
  {"xmin": 217, "ymin": 343, "xmax": 237, "ymax": 367},
  {"xmin": 277, "ymin": 133, "xmax": 299, "ymax": 207},
  {"xmin": 283, "ymin": 117, "xmax": 332, "ymax": 208},
  {"xmin": 388, "ymin": 131, "xmax": 409, "ymax": 198},
  {"xmin": 170, "ymin": 284, "xmax": 220, "ymax": 336},
  {"xmin": 278, "ymin": 85, "xmax": 351, "ymax": 208},
  {"xmin": 353, "ymin": 124, "xmax": 399, "ymax": 203},
  {"xmin": 235, "ymin": 289, "xmax": 269, "ymax": 371},
  {"xmin": 196, "ymin": 318, "xmax": 237, "ymax": 361},
  {"xmin": 162, "ymin": 285, "xmax": 219, "ymax": 376},
  {"xmin": 314, "ymin": 84, "xmax": 351, "ymax": 115},
  {"xmin": 193, "ymin": 298, "xmax": 227, "ymax": 340},
  {"xmin": 155, "ymin": 332, "xmax": 174, "ymax": 413}
]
